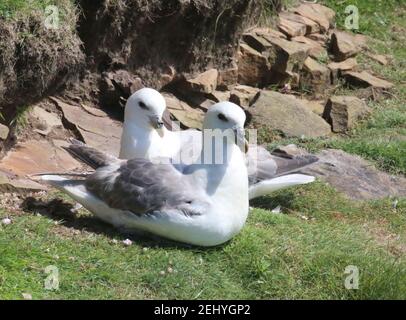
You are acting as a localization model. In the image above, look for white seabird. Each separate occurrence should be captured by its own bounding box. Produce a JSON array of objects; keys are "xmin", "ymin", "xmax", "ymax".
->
[
  {"xmin": 41, "ymin": 103, "xmax": 249, "ymax": 247},
  {"xmin": 119, "ymin": 88, "xmax": 318, "ymax": 199}
]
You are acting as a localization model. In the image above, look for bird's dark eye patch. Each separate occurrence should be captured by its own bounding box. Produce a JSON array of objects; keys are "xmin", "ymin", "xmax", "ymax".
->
[
  {"xmin": 218, "ymin": 113, "xmax": 228, "ymax": 122},
  {"xmin": 139, "ymin": 101, "xmax": 149, "ymax": 110}
]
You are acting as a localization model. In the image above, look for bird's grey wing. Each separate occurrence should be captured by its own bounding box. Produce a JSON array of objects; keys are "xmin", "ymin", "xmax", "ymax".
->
[
  {"xmin": 247, "ymin": 145, "xmax": 318, "ymax": 183},
  {"xmin": 85, "ymin": 158, "xmax": 207, "ymax": 216}
]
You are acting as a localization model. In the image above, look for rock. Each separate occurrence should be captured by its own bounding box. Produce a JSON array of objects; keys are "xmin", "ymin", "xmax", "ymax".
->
[
  {"xmin": 207, "ymin": 90, "xmax": 231, "ymax": 103},
  {"xmin": 300, "ymin": 99, "xmax": 326, "ymax": 116},
  {"xmin": 269, "ymin": 70, "xmax": 301, "ymax": 88},
  {"xmin": 293, "ymin": 3, "xmax": 332, "ymax": 32},
  {"xmin": 328, "ymin": 58, "xmax": 358, "ymax": 72},
  {"xmin": 301, "ymin": 57, "xmax": 330, "ymax": 95},
  {"xmin": 100, "ymin": 71, "xmax": 144, "ymax": 108},
  {"xmin": 0, "ymin": 171, "xmax": 47, "ymax": 193},
  {"xmin": 237, "ymin": 43, "xmax": 270, "ymax": 87},
  {"xmin": 242, "ymin": 33, "xmax": 273, "ymax": 55},
  {"xmin": 328, "ymin": 58, "xmax": 358, "ymax": 83},
  {"xmin": 291, "ymin": 36, "xmax": 327, "ymax": 59},
  {"xmin": 0, "ymin": 140, "xmax": 81, "ymax": 176},
  {"xmin": 366, "ymin": 53, "xmax": 389, "ymax": 65},
  {"xmin": 311, "ymin": 3, "xmax": 336, "ymax": 25},
  {"xmin": 80, "ymin": 103, "xmax": 108, "ymax": 117},
  {"xmin": 307, "ymin": 33, "xmax": 329, "ymax": 46},
  {"xmin": 279, "ymin": 12, "xmax": 320, "ymax": 34},
  {"xmin": 330, "ymin": 31, "xmax": 361, "ymax": 61},
  {"xmin": 343, "ymin": 71, "xmax": 394, "ymax": 90},
  {"xmin": 186, "ymin": 69, "xmax": 218, "ymax": 94},
  {"xmin": 323, "ymin": 96, "xmax": 371, "ymax": 133},
  {"xmin": 217, "ymin": 62, "xmax": 238, "ymax": 90},
  {"xmin": 30, "ymin": 106, "xmax": 63, "ymax": 136},
  {"xmin": 271, "ymin": 144, "xmax": 308, "ymax": 158},
  {"xmin": 163, "ymin": 93, "xmax": 204, "ymax": 129},
  {"xmin": 277, "ymin": 17, "xmax": 307, "ymax": 37},
  {"xmin": 265, "ymin": 36, "xmax": 311, "ymax": 74},
  {"xmin": 354, "ymin": 87, "xmax": 385, "ymax": 101},
  {"xmin": 103, "ymin": 70, "xmax": 143, "ymax": 96},
  {"xmin": 252, "ymin": 27, "xmax": 287, "ymax": 39},
  {"xmin": 179, "ymin": 92, "xmax": 216, "ymax": 112},
  {"xmin": 354, "ymin": 34, "xmax": 369, "ymax": 50},
  {"xmin": 229, "ymin": 85, "xmax": 260, "ymax": 108},
  {"xmin": 50, "ymin": 97, "xmax": 122, "ymax": 156},
  {"xmin": 249, "ymin": 90, "xmax": 331, "ymax": 138},
  {"xmin": 0, "ymin": 124, "xmax": 9, "ymax": 140},
  {"xmin": 159, "ymin": 65, "xmax": 177, "ymax": 88},
  {"xmin": 302, "ymin": 149, "xmax": 406, "ymax": 200}
]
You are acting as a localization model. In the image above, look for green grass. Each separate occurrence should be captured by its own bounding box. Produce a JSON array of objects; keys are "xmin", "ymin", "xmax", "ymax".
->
[
  {"xmin": 0, "ymin": 184, "xmax": 405, "ymax": 299},
  {"xmin": 0, "ymin": 0, "xmax": 54, "ymax": 17}
]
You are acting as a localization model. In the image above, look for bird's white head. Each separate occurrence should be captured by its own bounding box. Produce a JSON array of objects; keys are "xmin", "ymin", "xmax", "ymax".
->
[
  {"xmin": 124, "ymin": 88, "xmax": 166, "ymax": 130},
  {"xmin": 203, "ymin": 102, "xmax": 248, "ymax": 153}
]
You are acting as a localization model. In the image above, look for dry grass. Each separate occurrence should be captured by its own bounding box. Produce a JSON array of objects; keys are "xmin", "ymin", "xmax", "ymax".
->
[{"xmin": 0, "ymin": 0, "xmax": 84, "ymax": 122}]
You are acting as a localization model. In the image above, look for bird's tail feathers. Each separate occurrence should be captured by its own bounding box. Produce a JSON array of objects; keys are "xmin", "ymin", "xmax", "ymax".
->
[
  {"xmin": 249, "ymin": 174, "xmax": 315, "ymax": 200},
  {"xmin": 63, "ymin": 139, "xmax": 119, "ymax": 169}
]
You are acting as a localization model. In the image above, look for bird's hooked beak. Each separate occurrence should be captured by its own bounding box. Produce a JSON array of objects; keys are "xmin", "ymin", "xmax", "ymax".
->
[
  {"xmin": 149, "ymin": 115, "xmax": 164, "ymax": 130},
  {"xmin": 233, "ymin": 126, "xmax": 249, "ymax": 154}
]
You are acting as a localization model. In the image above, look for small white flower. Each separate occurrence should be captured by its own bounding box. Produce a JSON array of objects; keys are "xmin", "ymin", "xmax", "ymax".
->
[
  {"xmin": 22, "ymin": 293, "xmax": 32, "ymax": 300},
  {"xmin": 122, "ymin": 239, "xmax": 133, "ymax": 246},
  {"xmin": 1, "ymin": 218, "xmax": 12, "ymax": 225},
  {"xmin": 271, "ymin": 205, "xmax": 282, "ymax": 214}
]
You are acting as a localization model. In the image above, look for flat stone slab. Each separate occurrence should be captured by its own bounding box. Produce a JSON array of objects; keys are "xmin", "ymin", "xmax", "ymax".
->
[
  {"xmin": 343, "ymin": 71, "xmax": 394, "ymax": 90},
  {"xmin": 51, "ymin": 97, "xmax": 122, "ymax": 156},
  {"xmin": 0, "ymin": 139, "xmax": 81, "ymax": 176},
  {"xmin": 291, "ymin": 36, "xmax": 327, "ymax": 59},
  {"xmin": 302, "ymin": 149, "xmax": 406, "ymax": 200},
  {"xmin": 163, "ymin": 93, "xmax": 205, "ymax": 129},
  {"xmin": 293, "ymin": 3, "xmax": 333, "ymax": 32},
  {"xmin": 279, "ymin": 11, "xmax": 320, "ymax": 34},
  {"xmin": 249, "ymin": 90, "xmax": 331, "ymax": 138},
  {"xmin": 0, "ymin": 171, "xmax": 47, "ymax": 193}
]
